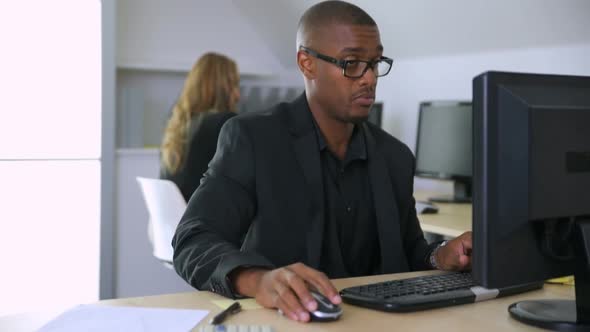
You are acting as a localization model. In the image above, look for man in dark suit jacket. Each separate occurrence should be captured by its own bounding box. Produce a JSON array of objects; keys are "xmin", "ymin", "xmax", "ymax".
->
[{"xmin": 172, "ymin": 0, "xmax": 472, "ymax": 323}]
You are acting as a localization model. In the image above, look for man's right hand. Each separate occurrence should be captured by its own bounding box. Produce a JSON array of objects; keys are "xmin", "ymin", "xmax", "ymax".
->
[{"xmin": 230, "ymin": 262, "xmax": 341, "ymax": 322}]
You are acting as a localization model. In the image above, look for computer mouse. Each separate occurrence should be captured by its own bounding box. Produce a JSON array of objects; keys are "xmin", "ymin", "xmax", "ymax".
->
[
  {"xmin": 416, "ymin": 201, "xmax": 439, "ymax": 214},
  {"xmin": 308, "ymin": 290, "xmax": 342, "ymax": 322},
  {"xmin": 422, "ymin": 206, "xmax": 439, "ymax": 214}
]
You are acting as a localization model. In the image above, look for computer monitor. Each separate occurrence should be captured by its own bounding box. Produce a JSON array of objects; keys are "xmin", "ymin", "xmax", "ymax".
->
[
  {"xmin": 472, "ymin": 71, "xmax": 590, "ymax": 331},
  {"xmin": 367, "ymin": 102, "xmax": 383, "ymax": 127},
  {"xmin": 415, "ymin": 101, "xmax": 472, "ymax": 203}
]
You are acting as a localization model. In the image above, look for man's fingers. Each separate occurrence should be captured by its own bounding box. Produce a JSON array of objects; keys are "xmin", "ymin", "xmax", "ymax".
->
[
  {"xmin": 461, "ymin": 232, "xmax": 473, "ymax": 252},
  {"xmin": 440, "ymin": 243, "xmax": 463, "ymax": 271},
  {"xmin": 283, "ymin": 271, "xmax": 317, "ymax": 311},
  {"xmin": 307, "ymin": 272, "xmax": 339, "ymax": 301},
  {"xmin": 459, "ymin": 254, "xmax": 471, "ymax": 269},
  {"xmin": 449, "ymin": 251, "xmax": 461, "ymax": 270},
  {"xmin": 447, "ymin": 252, "xmax": 471, "ymax": 271},
  {"xmin": 275, "ymin": 270, "xmax": 311, "ymax": 321},
  {"xmin": 291, "ymin": 265, "xmax": 341, "ymax": 304},
  {"xmin": 275, "ymin": 296, "xmax": 301, "ymax": 322},
  {"xmin": 274, "ymin": 282, "xmax": 310, "ymax": 322}
]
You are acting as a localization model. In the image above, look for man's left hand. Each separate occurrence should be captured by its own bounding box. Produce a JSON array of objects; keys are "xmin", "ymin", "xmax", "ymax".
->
[{"xmin": 435, "ymin": 231, "xmax": 472, "ymax": 271}]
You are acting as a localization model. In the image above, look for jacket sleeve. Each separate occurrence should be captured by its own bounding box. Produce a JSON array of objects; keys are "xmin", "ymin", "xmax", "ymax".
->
[
  {"xmin": 404, "ymin": 193, "xmax": 440, "ymax": 270},
  {"xmin": 171, "ymin": 117, "xmax": 275, "ymax": 298},
  {"xmin": 402, "ymin": 156, "xmax": 440, "ymax": 271}
]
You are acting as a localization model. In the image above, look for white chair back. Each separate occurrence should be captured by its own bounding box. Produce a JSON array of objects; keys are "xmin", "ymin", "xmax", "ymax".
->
[{"xmin": 136, "ymin": 177, "xmax": 187, "ymax": 264}]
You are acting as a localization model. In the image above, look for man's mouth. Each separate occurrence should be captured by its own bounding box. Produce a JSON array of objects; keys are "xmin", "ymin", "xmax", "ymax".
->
[{"xmin": 353, "ymin": 93, "xmax": 375, "ymax": 105}]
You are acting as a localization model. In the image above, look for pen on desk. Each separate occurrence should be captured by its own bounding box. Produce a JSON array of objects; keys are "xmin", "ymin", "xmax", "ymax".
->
[{"xmin": 209, "ymin": 301, "xmax": 242, "ymax": 325}]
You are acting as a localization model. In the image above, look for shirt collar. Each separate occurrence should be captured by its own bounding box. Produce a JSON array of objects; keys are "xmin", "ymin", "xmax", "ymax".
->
[{"xmin": 310, "ymin": 116, "xmax": 367, "ymax": 161}]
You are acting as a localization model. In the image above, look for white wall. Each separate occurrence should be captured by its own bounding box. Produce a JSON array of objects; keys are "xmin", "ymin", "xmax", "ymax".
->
[
  {"xmin": 234, "ymin": 0, "xmax": 590, "ymax": 65},
  {"xmin": 375, "ymin": 43, "xmax": 590, "ymax": 191},
  {"xmin": 117, "ymin": 70, "xmax": 187, "ymax": 148},
  {"xmin": 117, "ymin": 0, "xmax": 283, "ymax": 75},
  {"xmin": 378, "ymin": 43, "xmax": 590, "ymax": 151}
]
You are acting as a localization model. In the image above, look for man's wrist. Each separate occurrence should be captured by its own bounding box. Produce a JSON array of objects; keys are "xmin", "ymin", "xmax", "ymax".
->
[
  {"xmin": 229, "ymin": 267, "xmax": 268, "ymax": 297},
  {"xmin": 429, "ymin": 240, "xmax": 448, "ymax": 269}
]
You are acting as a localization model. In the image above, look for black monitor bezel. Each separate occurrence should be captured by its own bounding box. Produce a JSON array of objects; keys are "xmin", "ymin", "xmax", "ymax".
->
[
  {"xmin": 472, "ymin": 69, "xmax": 590, "ymax": 332},
  {"xmin": 472, "ymin": 70, "xmax": 587, "ymax": 288}
]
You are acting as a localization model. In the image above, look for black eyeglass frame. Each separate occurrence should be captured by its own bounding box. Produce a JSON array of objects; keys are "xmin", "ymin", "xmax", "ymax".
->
[{"xmin": 299, "ymin": 45, "xmax": 393, "ymax": 78}]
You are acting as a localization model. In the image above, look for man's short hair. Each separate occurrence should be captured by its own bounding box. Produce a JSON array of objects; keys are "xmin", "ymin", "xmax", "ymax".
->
[{"xmin": 296, "ymin": 0, "xmax": 377, "ymax": 49}]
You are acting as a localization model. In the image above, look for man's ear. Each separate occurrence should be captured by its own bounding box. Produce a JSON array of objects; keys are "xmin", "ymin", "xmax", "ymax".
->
[{"xmin": 297, "ymin": 50, "xmax": 315, "ymax": 80}]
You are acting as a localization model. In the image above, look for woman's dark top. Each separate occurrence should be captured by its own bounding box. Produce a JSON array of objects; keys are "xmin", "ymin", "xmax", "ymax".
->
[{"xmin": 160, "ymin": 111, "xmax": 236, "ymax": 202}]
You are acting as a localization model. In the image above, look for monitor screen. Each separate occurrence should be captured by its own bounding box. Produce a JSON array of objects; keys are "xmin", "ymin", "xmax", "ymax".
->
[
  {"xmin": 415, "ymin": 101, "xmax": 472, "ymax": 202},
  {"xmin": 367, "ymin": 102, "xmax": 383, "ymax": 127},
  {"xmin": 472, "ymin": 71, "xmax": 590, "ymax": 330}
]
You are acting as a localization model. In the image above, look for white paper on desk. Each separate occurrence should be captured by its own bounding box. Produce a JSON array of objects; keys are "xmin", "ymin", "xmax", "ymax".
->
[{"xmin": 37, "ymin": 304, "xmax": 209, "ymax": 332}]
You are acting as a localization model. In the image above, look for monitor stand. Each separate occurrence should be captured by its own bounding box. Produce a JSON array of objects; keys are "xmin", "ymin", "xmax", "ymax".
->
[
  {"xmin": 429, "ymin": 181, "xmax": 472, "ymax": 203},
  {"xmin": 508, "ymin": 219, "xmax": 590, "ymax": 331}
]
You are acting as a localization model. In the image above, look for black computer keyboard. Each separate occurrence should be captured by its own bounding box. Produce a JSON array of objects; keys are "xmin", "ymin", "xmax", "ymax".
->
[{"xmin": 340, "ymin": 272, "xmax": 543, "ymax": 312}]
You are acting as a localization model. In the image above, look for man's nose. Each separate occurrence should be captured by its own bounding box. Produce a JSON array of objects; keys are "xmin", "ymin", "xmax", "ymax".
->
[{"xmin": 359, "ymin": 65, "xmax": 378, "ymax": 85}]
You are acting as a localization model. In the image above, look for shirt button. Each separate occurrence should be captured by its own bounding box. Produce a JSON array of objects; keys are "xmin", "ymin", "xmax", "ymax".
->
[{"xmin": 346, "ymin": 206, "xmax": 352, "ymax": 213}]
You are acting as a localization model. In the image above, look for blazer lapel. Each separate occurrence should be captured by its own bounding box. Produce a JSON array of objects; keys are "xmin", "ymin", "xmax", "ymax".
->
[
  {"xmin": 293, "ymin": 132, "xmax": 325, "ymax": 269},
  {"xmin": 284, "ymin": 94, "xmax": 325, "ymax": 269},
  {"xmin": 364, "ymin": 124, "xmax": 408, "ymax": 273}
]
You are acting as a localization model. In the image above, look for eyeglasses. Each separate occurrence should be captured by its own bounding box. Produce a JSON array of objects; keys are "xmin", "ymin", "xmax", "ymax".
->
[{"xmin": 299, "ymin": 46, "xmax": 393, "ymax": 79}]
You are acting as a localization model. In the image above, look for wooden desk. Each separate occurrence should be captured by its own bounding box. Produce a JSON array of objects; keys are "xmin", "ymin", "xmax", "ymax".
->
[
  {"xmin": 414, "ymin": 190, "xmax": 472, "ymax": 238},
  {"xmin": 1, "ymin": 271, "xmax": 574, "ymax": 332}
]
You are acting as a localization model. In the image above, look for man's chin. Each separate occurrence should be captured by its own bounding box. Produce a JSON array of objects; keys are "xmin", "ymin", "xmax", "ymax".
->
[{"xmin": 348, "ymin": 114, "xmax": 370, "ymax": 124}]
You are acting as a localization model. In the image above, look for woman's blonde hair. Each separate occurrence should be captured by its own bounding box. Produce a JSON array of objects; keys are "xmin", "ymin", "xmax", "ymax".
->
[{"xmin": 161, "ymin": 53, "xmax": 239, "ymax": 174}]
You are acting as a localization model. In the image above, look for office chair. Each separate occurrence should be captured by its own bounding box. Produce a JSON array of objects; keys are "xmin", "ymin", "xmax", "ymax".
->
[{"xmin": 136, "ymin": 177, "xmax": 187, "ymax": 268}]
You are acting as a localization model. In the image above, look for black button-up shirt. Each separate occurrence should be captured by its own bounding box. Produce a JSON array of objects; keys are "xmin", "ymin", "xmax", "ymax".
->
[{"xmin": 312, "ymin": 121, "xmax": 380, "ymax": 278}]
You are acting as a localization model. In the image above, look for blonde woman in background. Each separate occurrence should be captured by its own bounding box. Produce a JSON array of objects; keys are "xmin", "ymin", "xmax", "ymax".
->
[{"xmin": 160, "ymin": 52, "xmax": 240, "ymax": 202}]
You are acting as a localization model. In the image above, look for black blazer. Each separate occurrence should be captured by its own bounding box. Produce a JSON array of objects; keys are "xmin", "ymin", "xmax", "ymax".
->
[
  {"xmin": 172, "ymin": 94, "xmax": 434, "ymax": 298},
  {"xmin": 160, "ymin": 111, "xmax": 236, "ymax": 202}
]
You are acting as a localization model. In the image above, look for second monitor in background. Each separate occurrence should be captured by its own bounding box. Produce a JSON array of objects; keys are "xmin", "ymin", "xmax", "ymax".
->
[
  {"xmin": 367, "ymin": 102, "xmax": 383, "ymax": 127},
  {"xmin": 415, "ymin": 101, "xmax": 472, "ymax": 203}
]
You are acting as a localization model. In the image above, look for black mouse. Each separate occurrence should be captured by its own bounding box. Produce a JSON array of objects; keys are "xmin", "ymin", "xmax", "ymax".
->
[
  {"xmin": 416, "ymin": 200, "xmax": 439, "ymax": 214},
  {"xmin": 422, "ymin": 206, "xmax": 438, "ymax": 214},
  {"xmin": 309, "ymin": 290, "xmax": 342, "ymax": 322}
]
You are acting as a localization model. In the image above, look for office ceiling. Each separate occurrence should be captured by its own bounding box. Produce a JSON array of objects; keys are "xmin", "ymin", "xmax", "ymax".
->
[{"xmin": 231, "ymin": 0, "xmax": 590, "ymax": 68}]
